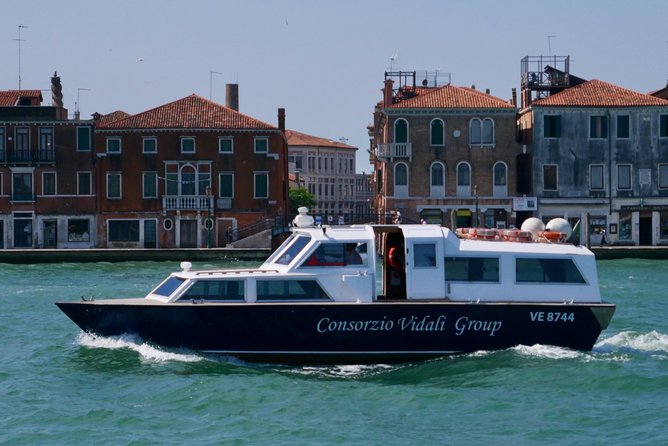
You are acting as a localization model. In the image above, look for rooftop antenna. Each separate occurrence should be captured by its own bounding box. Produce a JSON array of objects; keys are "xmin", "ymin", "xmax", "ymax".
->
[
  {"xmin": 339, "ymin": 137, "xmax": 349, "ymax": 144},
  {"xmin": 76, "ymin": 88, "xmax": 91, "ymax": 118},
  {"xmin": 209, "ymin": 71, "xmax": 222, "ymax": 100},
  {"xmin": 547, "ymin": 35, "xmax": 556, "ymax": 58},
  {"xmin": 390, "ymin": 53, "xmax": 398, "ymax": 71},
  {"xmin": 14, "ymin": 25, "xmax": 27, "ymax": 91}
]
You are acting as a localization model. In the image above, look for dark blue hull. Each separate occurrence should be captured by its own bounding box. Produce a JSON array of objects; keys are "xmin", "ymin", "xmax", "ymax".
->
[{"xmin": 56, "ymin": 300, "xmax": 615, "ymax": 364}]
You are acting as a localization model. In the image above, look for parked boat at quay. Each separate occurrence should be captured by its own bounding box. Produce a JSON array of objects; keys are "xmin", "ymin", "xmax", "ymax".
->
[{"xmin": 57, "ymin": 210, "xmax": 615, "ymax": 364}]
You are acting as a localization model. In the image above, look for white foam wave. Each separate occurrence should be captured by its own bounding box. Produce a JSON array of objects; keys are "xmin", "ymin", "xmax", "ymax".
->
[
  {"xmin": 595, "ymin": 330, "xmax": 668, "ymax": 354},
  {"xmin": 292, "ymin": 364, "xmax": 395, "ymax": 378},
  {"xmin": 512, "ymin": 344, "xmax": 584, "ymax": 360},
  {"xmin": 75, "ymin": 332, "xmax": 203, "ymax": 363}
]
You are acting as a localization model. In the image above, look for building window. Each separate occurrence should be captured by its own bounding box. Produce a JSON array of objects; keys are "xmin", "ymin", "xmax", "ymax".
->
[
  {"xmin": 77, "ymin": 127, "xmax": 91, "ymax": 151},
  {"xmin": 659, "ymin": 164, "xmax": 668, "ymax": 189},
  {"xmin": 457, "ymin": 162, "xmax": 471, "ymax": 187},
  {"xmin": 617, "ymin": 115, "xmax": 630, "ymax": 139},
  {"xmin": 469, "ymin": 118, "xmax": 481, "ymax": 146},
  {"xmin": 68, "ymin": 219, "xmax": 90, "ymax": 242},
  {"xmin": 430, "ymin": 119, "xmax": 444, "ymax": 146},
  {"xmin": 590, "ymin": 115, "xmax": 608, "ymax": 139},
  {"xmin": 219, "ymin": 137, "xmax": 234, "ymax": 153},
  {"xmin": 482, "ymin": 118, "xmax": 494, "ymax": 145},
  {"xmin": 181, "ymin": 137, "xmax": 195, "ymax": 153},
  {"xmin": 43, "ymin": 172, "xmax": 56, "ymax": 196},
  {"xmin": 77, "ymin": 172, "xmax": 92, "ymax": 195},
  {"xmin": 0, "ymin": 127, "xmax": 5, "ymax": 158},
  {"xmin": 254, "ymin": 172, "xmax": 268, "ymax": 198},
  {"xmin": 12, "ymin": 172, "xmax": 32, "ymax": 201},
  {"xmin": 544, "ymin": 115, "xmax": 561, "ymax": 138},
  {"xmin": 493, "ymin": 162, "xmax": 507, "ymax": 186},
  {"xmin": 108, "ymin": 220, "xmax": 139, "ymax": 242},
  {"xmin": 106, "ymin": 137, "xmax": 121, "ymax": 154},
  {"xmin": 16, "ymin": 127, "xmax": 29, "ymax": 151},
  {"xmin": 107, "ymin": 173, "xmax": 121, "ymax": 199},
  {"xmin": 219, "ymin": 173, "xmax": 234, "ymax": 198},
  {"xmin": 143, "ymin": 172, "xmax": 157, "ymax": 198},
  {"xmin": 254, "ymin": 137, "xmax": 268, "ymax": 154},
  {"xmin": 39, "ymin": 127, "xmax": 54, "ymax": 151},
  {"xmin": 661, "ymin": 115, "xmax": 668, "ymax": 138},
  {"xmin": 590, "ymin": 164, "xmax": 604, "ymax": 190},
  {"xmin": 617, "ymin": 164, "xmax": 631, "ymax": 190},
  {"xmin": 543, "ymin": 165, "xmax": 557, "ymax": 191},
  {"xmin": 430, "ymin": 162, "xmax": 445, "ymax": 197},
  {"xmin": 142, "ymin": 137, "xmax": 157, "ymax": 154},
  {"xmin": 394, "ymin": 119, "xmax": 408, "ymax": 143}
]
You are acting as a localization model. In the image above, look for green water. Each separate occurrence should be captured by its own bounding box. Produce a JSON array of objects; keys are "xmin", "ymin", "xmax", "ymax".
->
[{"xmin": 1, "ymin": 259, "xmax": 666, "ymax": 445}]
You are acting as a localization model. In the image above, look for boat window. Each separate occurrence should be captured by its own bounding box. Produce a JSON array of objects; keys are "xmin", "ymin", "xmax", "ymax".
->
[
  {"xmin": 179, "ymin": 280, "xmax": 245, "ymax": 301},
  {"xmin": 413, "ymin": 244, "xmax": 436, "ymax": 267},
  {"xmin": 445, "ymin": 257, "xmax": 499, "ymax": 282},
  {"xmin": 274, "ymin": 235, "xmax": 311, "ymax": 265},
  {"xmin": 152, "ymin": 276, "xmax": 186, "ymax": 297},
  {"xmin": 256, "ymin": 280, "xmax": 330, "ymax": 301},
  {"xmin": 301, "ymin": 242, "xmax": 367, "ymax": 267},
  {"xmin": 516, "ymin": 258, "xmax": 586, "ymax": 284}
]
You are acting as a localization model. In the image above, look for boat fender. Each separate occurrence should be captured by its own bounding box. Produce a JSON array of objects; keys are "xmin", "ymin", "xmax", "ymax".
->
[{"xmin": 387, "ymin": 246, "xmax": 404, "ymax": 271}]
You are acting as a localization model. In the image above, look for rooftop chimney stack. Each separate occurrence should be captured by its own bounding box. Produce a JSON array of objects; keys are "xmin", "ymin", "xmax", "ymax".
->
[
  {"xmin": 225, "ymin": 84, "xmax": 239, "ymax": 111},
  {"xmin": 278, "ymin": 108, "xmax": 285, "ymax": 132},
  {"xmin": 51, "ymin": 71, "xmax": 63, "ymax": 108},
  {"xmin": 383, "ymin": 79, "xmax": 394, "ymax": 107},
  {"xmin": 511, "ymin": 88, "xmax": 517, "ymax": 107}
]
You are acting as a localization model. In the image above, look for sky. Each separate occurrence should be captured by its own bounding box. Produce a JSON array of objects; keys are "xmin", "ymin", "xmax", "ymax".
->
[{"xmin": 2, "ymin": 0, "xmax": 668, "ymax": 173}]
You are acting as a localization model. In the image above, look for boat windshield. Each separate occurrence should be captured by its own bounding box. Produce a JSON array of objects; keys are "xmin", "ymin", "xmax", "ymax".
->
[
  {"xmin": 274, "ymin": 234, "xmax": 311, "ymax": 265},
  {"xmin": 152, "ymin": 276, "xmax": 186, "ymax": 297}
]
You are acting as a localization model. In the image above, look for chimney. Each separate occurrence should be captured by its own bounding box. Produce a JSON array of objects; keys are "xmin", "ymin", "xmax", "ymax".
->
[
  {"xmin": 278, "ymin": 108, "xmax": 285, "ymax": 132},
  {"xmin": 225, "ymin": 83, "xmax": 239, "ymax": 111},
  {"xmin": 511, "ymin": 88, "xmax": 517, "ymax": 107},
  {"xmin": 383, "ymin": 79, "xmax": 394, "ymax": 107},
  {"xmin": 485, "ymin": 88, "xmax": 490, "ymax": 95},
  {"xmin": 51, "ymin": 71, "xmax": 63, "ymax": 108}
]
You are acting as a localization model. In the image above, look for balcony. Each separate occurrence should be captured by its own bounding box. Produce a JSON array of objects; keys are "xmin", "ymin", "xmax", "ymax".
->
[
  {"xmin": 0, "ymin": 148, "xmax": 55, "ymax": 164},
  {"xmin": 376, "ymin": 143, "xmax": 412, "ymax": 161},
  {"xmin": 163, "ymin": 195, "xmax": 214, "ymax": 211}
]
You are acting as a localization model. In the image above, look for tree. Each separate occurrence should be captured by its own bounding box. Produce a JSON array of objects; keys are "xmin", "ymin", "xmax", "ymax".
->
[{"xmin": 289, "ymin": 187, "xmax": 316, "ymax": 212}]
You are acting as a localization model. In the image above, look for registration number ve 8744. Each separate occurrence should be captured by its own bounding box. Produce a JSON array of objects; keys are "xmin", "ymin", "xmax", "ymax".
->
[{"xmin": 530, "ymin": 311, "xmax": 575, "ymax": 322}]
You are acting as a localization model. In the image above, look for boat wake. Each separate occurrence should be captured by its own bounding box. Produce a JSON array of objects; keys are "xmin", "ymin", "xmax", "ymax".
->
[
  {"xmin": 594, "ymin": 330, "xmax": 668, "ymax": 355},
  {"xmin": 75, "ymin": 332, "xmax": 204, "ymax": 363},
  {"xmin": 288, "ymin": 364, "xmax": 396, "ymax": 379},
  {"xmin": 511, "ymin": 344, "xmax": 584, "ymax": 360}
]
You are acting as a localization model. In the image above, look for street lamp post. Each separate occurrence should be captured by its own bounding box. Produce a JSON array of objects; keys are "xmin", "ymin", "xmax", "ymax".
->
[{"xmin": 474, "ymin": 184, "xmax": 479, "ymax": 227}]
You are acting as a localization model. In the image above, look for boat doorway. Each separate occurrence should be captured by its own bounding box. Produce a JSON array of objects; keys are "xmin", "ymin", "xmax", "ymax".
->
[
  {"xmin": 374, "ymin": 227, "xmax": 407, "ymax": 300},
  {"xmin": 43, "ymin": 220, "xmax": 57, "ymax": 248},
  {"xmin": 639, "ymin": 212, "xmax": 652, "ymax": 245}
]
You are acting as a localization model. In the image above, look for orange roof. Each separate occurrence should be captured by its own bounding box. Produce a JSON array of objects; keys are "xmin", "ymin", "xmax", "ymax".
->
[
  {"xmin": 532, "ymin": 79, "xmax": 668, "ymax": 107},
  {"xmin": 0, "ymin": 90, "xmax": 43, "ymax": 106},
  {"xmin": 285, "ymin": 129, "xmax": 356, "ymax": 150},
  {"xmin": 387, "ymin": 84, "xmax": 515, "ymax": 110},
  {"xmin": 99, "ymin": 94, "xmax": 276, "ymax": 130},
  {"xmin": 97, "ymin": 110, "xmax": 130, "ymax": 124}
]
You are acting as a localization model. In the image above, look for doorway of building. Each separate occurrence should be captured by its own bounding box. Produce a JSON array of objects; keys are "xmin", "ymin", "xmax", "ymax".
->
[
  {"xmin": 639, "ymin": 212, "xmax": 652, "ymax": 246},
  {"xmin": 0, "ymin": 220, "xmax": 4, "ymax": 248},
  {"xmin": 43, "ymin": 220, "xmax": 57, "ymax": 248},
  {"xmin": 13, "ymin": 213, "xmax": 33, "ymax": 248},
  {"xmin": 144, "ymin": 220, "xmax": 157, "ymax": 248},
  {"xmin": 180, "ymin": 220, "xmax": 197, "ymax": 248}
]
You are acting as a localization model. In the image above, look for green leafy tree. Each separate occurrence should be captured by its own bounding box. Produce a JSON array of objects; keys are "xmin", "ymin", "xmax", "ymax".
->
[{"xmin": 289, "ymin": 187, "xmax": 316, "ymax": 212}]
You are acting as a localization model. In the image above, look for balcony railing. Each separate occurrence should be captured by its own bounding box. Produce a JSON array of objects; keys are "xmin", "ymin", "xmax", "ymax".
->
[
  {"xmin": 163, "ymin": 195, "xmax": 214, "ymax": 211},
  {"xmin": 376, "ymin": 143, "xmax": 412, "ymax": 161},
  {"xmin": 0, "ymin": 148, "xmax": 55, "ymax": 164}
]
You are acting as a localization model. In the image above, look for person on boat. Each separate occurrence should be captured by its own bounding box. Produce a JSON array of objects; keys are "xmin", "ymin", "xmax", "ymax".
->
[{"xmin": 345, "ymin": 243, "xmax": 363, "ymax": 265}]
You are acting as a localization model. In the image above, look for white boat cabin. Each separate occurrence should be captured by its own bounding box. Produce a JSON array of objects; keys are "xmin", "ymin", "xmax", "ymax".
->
[{"xmin": 145, "ymin": 222, "xmax": 602, "ymax": 305}]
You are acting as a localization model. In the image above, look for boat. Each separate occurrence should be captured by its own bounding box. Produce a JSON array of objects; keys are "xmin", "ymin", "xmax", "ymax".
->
[{"xmin": 56, "ymin": 209, "xmax": 615, "ymax": 365}]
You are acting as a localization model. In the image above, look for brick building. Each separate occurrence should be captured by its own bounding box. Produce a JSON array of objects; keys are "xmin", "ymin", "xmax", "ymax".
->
[
  {"xmin": 0, "ymin": 73, "xmax": 96, "ymax": 248},
  {"xmin": 370, "ymin": 71, "xmax": 521, "ymax": 227},
  {"xmin": 94, "ymin": 91, "xmax": 287, "ymax": 248}
]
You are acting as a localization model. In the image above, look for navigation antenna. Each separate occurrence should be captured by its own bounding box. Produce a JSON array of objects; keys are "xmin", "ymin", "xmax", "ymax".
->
[
  {"xmin": 209, "ymin": 70, "xmax": 222, "ymax": 100},
  {"xmin": 14, "ymin": 25, "xmax": 27, "ymax": 91},
  {"xmin": 547, "ymin": 35, "xmax": 556, "ymax": 57},
  {"xmin": 390, "ymin": 53, "xmax": 399, "ymax": 71}
]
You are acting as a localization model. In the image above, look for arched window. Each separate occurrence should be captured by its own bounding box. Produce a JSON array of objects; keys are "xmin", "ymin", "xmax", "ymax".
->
[
  {"xmin": 469, "ymin": 118, "xmax": 482, "ymax": 146},
  {"xmin": 430, "ymin": 119, "xmax": 445, "ymax": 146},
  {"xmin": 493, "ymin": 162, "xmax": 508, "ymax": 198},
  {"xmin": 430, "ymin": 162, "xmax": 445, "ymax": 197},
  {"xmin": 482, "ymin": 118, "xmax": 495, "ymax": 145},
  {"xmin": 394, "ymin": 162, "xmax": 408, "ymax": 198},
  {"xmin": 394, "ymin": 119, "xmax": 409, "ymax": 143},
  {"xmin": 456, "ymin": 162, "xmax": 471, "ymax": 197},
  {"xmin": 180, "ymin": 164, "xmax": 196, "ymax": 196}
]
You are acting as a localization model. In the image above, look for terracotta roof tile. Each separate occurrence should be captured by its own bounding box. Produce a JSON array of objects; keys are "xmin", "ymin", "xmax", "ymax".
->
[
  {"xmin": 0, "ymin": 90, "xmax": 43, "ymax": 106},
  {"xmin": 533, "ymin": 79, "xmax": 668, "ymax": 107},
  {"xmin": 285, "ymin": 129, "xmax": 356, "ymax": 149},
  {"xmin": 97, "ymin": 110, "xmax": 130, "ymax": 124},
  {"xmin": 98, "ymin": 94, "xmax": 276, "ymax": 130},
  {"xmin": 387, "ymin": 84, "xmax": 515, "ymax": 109}
]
